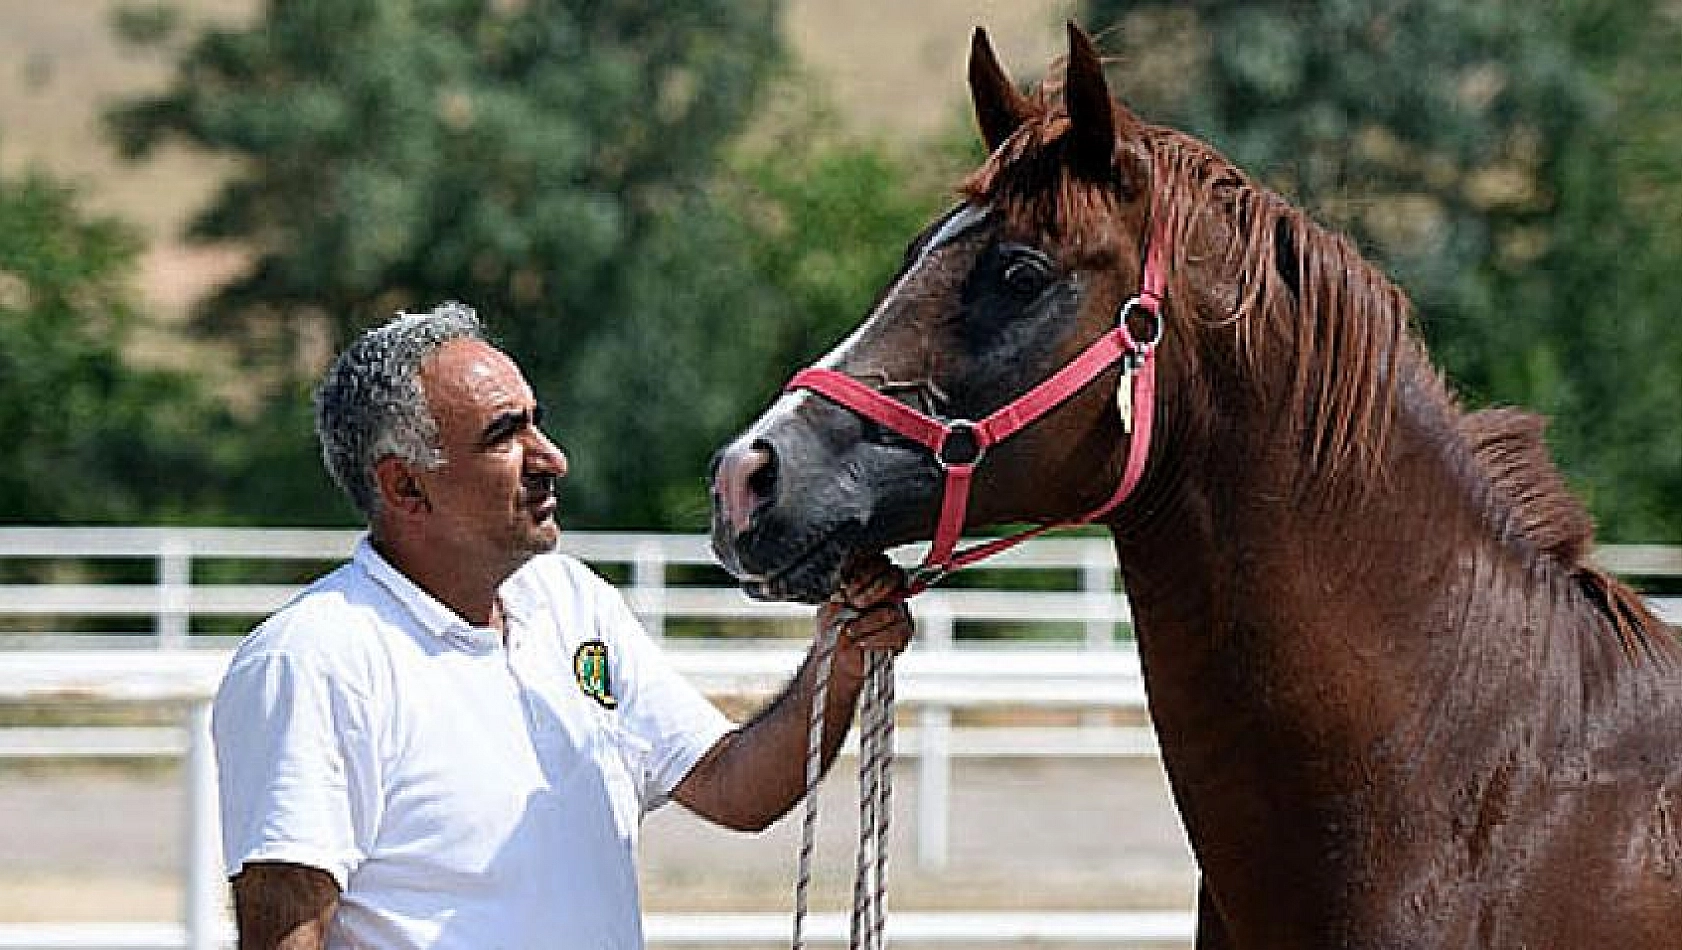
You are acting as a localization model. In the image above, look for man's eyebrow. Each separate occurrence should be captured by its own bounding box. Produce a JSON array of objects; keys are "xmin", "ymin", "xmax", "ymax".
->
[{"xmin": 479, "ymin": 403, "xmax": 543, "ymax": 446}]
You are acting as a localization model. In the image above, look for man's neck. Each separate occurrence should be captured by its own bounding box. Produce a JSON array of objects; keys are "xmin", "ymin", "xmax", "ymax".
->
[{"xmin": 370, "ymin": 529, "xmax": 519, "ymax": 631}]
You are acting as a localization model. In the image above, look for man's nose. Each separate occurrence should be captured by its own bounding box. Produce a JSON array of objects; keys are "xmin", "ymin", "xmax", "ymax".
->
[{"xmin": 528, "ymin": 428, "xmax": 568, "ymax": 477}]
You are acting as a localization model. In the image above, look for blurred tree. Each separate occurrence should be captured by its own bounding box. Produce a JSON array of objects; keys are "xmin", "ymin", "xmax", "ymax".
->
[
  {"xmin": 1082, "ymin": 0, "xmax": 1682, "ymax": 540},
  {"xmin": 0, "ymin": 168, "xmax": 225, "ymax": 522},
  {"xmin": 562, "ymin": 93, "xmax": 951, "ymax": 529},
  {"xmin": 107, "ymin": 1, "xmax": 957, "ymax": 529},
  {"xmin": 108, "ymin": 0, "xmax": 785, "ymax": 526}
]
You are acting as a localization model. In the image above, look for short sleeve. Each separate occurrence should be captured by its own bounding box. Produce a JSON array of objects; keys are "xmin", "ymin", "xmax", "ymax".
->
[
  {"xmin": 212, "ymin": 648, "xmax": 375, "ymax": 888},
  {"xmin": 591, "ymin": 581, "xmax": 733, "ymax": 808}
]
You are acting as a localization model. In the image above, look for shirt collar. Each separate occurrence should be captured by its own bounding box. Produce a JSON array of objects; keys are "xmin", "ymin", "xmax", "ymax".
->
[{"xmin": 355, "ymin": 537, "xmax": 505, "ymax": 651}]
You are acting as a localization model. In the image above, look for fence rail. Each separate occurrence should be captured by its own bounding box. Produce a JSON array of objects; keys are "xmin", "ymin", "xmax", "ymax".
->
[
  {"xmin": 2, "ymin": 528, "xmax": 1676, "ymax": 641},
  {"xmin": 0, "ymin": 645, "xmax": 1164, "ymax": 950},
  {"xmin": 2, "ymin": 527, "xmax": 1679, "ymax": 950}
]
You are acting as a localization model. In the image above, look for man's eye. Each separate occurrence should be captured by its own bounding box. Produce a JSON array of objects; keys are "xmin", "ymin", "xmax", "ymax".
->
[{"xmin": 483, "ymin": 409, "xmax": 535, "ymax": 447}]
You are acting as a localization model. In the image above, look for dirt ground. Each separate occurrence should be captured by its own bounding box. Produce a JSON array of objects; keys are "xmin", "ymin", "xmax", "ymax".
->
[{"xmin": 0, "ymin": 757, "xmax": 1197, "ymax": 932}]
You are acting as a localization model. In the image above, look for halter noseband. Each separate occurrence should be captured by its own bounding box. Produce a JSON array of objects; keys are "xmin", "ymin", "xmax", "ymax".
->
[{"xmin": 785, "ymin": 212, "xmax": 1168, "ymax": 596}]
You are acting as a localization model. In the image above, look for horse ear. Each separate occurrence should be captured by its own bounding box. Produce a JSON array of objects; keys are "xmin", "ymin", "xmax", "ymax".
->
[
  {"xmin": 1064, "ymin": 22, "xmax": 1123, "ymax": 179},
  {"xmin": 969, "ymin": 27, "xmax": 1030, "ymax": 153}
]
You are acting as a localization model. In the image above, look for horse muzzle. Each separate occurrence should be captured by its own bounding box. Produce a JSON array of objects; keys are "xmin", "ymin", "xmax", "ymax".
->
[{"xmin": 708, "ymin": 400, "xmax": 888, "ymax": 603}]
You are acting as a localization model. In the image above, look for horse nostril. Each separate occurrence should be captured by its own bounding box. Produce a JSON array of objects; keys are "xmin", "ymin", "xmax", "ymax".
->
[
  {"xmin": 715, "ymin": 440, "xmax": 778, "ymax": 533},
  {"xmin": 747, "ymin": 442, "xmax": 778, "ymax": 506}
]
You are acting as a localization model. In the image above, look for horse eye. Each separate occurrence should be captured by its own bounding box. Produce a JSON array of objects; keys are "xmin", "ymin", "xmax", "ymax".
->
[{"xmin": 1001, "ymin": 253, "xmax": 1054, "ymax": 297}]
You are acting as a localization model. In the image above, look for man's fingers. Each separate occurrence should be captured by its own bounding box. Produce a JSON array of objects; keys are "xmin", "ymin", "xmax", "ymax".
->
[
  {"xmin": 852, "ymin": 629, "xmax": 912, "ymax": 653},
  {"xmin": 842, "ymin": 552, "xmax": 893, "ymax": 581},
  {"xmin": 840, "ymin": 555, "xmax": 908, "ymax": 608},
  {"xmin": 845, "ymin": 602, "xmax": 906, "ymax": 630},
  {"xmin": 820, "ymin": 556, "xmax": 914, "ymax": 673},
  {"xmin": 842, "ymin": 603, "xmax": 913, "ymax": 648}
]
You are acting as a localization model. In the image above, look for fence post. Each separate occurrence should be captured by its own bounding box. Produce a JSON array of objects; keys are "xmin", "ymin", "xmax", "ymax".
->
[
  {"xmin": 1080, "ymin": 544, "xmax": 1118, "ymax": 730},
  {"xmin": 184, "ymin": 699, "xmax": 225, "ymax": 950},
  {"xmin": 633, "ymin": 538, "xmax": 666, "ymax": 641},
  {"xmin": 159, "ymin": 533, "xmax": 192, "ymax": 649},
  {"xmin": 1082, "ymin": 542, "xmax": 1116, "ymax": 651},
  {"xmin": 916, "ymin": 600, "xmax": 954, "ymax": 870}
]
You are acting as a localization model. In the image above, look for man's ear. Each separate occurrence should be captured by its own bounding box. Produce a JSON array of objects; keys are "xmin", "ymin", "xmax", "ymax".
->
[{"xmin": 374, "ymin": 456, "xmax": 431, "ymax": 516}]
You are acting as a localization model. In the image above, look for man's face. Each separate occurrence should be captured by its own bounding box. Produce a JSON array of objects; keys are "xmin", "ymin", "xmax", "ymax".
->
[{"xmin": 413, "ymin": 339, "xmax": 567, "ymax": 569}]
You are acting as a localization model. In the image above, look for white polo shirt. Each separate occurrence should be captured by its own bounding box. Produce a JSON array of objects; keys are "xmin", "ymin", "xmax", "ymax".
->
[{"xmin": 213, "ymin": 539, "xmax": 733, "ymax": 950}]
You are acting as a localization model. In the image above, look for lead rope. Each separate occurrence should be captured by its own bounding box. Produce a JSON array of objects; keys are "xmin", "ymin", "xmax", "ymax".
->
[
  {"xmin": 792, "ymin": 605, "xmax": 896, "ymax": 950},
  {"xmin": 853, "ymin": 648, "xmax": 894, "ymax": 950}
]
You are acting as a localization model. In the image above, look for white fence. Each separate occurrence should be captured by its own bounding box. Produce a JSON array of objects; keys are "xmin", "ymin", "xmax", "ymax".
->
[
  {"xmin": 0, "ymin": 526, "xmax": 1144, "ymax": 646},
  {"xmin": 1, "ymin": 527, "xmax": 1679, "ymax": 950},
  {"xmin": 0, "ymin": 648, "xmax": 1169, "ymax": 950}
]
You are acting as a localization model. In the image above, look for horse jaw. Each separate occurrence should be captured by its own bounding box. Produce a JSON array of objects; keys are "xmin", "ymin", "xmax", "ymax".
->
[{"xmin": 709, "ymin": 398, "xmax": 890, "ymax": 604}]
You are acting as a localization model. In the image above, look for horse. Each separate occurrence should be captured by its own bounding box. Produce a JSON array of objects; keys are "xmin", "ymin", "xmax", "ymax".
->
[{"xmin": 709, "ymin": 21, "xmax": 1682, "ymax": 950}]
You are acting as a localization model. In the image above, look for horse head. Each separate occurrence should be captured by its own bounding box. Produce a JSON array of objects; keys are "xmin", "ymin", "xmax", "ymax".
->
[{"xmin": 710, "ymin": 24, "xmax": 1225, "ymax": 603}]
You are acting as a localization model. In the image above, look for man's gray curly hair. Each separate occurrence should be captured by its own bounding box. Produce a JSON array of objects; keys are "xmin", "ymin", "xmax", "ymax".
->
[{"xmin": 315, "ymin": 301, "xmax": 487, "ymax": 519}]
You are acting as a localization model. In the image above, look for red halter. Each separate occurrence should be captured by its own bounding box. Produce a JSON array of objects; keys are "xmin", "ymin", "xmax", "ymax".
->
[{"xmin": 786, "ymin": 212, "xmax": 1168, "ymax": 595}]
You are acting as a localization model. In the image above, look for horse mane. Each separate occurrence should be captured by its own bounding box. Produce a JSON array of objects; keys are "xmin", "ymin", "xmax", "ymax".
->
[
  {"xmin": 1459, "ymin": 408, "xmax": 1594, "ymax": 566},
  {"xmin": 1460, "ymin": 408, "xmax": 1666, "ymax": 656},
  {"xmin": 960, "ymin": 63, "xmax": 1670, "ymax": 657}
]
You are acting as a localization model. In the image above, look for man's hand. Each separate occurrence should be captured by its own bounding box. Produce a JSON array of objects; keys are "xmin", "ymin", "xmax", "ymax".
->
[
  {"xmin": 675, "ymin": 552, "xmax": 915, "ymax": 831},
  {"xmin": 817, "ymin": 553, "xmax": 915, "ymax": 682}
]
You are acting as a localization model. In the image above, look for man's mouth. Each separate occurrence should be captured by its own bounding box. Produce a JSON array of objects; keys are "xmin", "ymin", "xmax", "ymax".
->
[{"xmin": 522, "ymin": 478, "xmax": 559, "ymax": 523}]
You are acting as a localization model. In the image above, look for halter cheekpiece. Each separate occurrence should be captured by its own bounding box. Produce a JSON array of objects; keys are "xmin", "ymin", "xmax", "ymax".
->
[{"xmin": 786, "ymin": 209, "xmax": 1169, "ymax": 596}]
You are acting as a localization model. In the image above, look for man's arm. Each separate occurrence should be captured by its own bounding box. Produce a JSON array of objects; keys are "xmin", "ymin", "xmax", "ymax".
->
[
  {"xmin": 230, "ymin": 862, "xmax": 340, "ymax": 950},
  {"xmin": 673, "ymin": 556, "xmax": 913, "ymax": 831}
]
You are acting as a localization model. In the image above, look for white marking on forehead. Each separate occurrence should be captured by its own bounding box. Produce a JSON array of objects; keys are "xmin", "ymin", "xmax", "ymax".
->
[
  {"xmin": 922, "ymin": 203, "xmax": 992, "ymax": 264},
  {"xmin": 813, "ymin": 203, "xmax": 992, "ymax": 373},
  {"xmin": 739, "ymin": 389, "xmax": 808, "ymax": 443}
]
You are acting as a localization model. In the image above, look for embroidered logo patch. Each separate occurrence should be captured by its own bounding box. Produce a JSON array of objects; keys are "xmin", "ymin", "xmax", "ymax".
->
[{"xmin": 573, "ymin": 640, "xmax": 618, "ymax": 709}]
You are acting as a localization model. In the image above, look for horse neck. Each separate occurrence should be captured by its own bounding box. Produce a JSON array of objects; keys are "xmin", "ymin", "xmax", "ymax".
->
[{"xmin": 1113, "ymin": 343, "xmax": 1584, "ymax": 802}]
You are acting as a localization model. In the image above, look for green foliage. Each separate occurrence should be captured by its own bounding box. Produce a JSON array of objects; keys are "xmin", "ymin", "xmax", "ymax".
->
[
  {"xmin": 1084, "ymin": 0, "xmax": 1682, "ymax": 540},
  {"xmin": 109, "ymin": 0, "xmax": 783, "ymax": 355},
  {"xmin": 108, "ymin": 1, "xmax": 955, "ymax": 529},
  {"xmin": 108, "ymin": 0, "xmax": 784, "ymax": 526},
  {"xmin": 0, "ymin": 169, "xmax": 224, "ymax": 522},
  {"xmin": 559, "ymin": 94, "xmax": 951, "ymax": 529}
]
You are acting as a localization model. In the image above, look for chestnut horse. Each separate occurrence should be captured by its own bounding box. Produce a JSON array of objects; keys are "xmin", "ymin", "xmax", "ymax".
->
[{"xmin": 710, "ymin": 23, "xmax": 1682, "ymax": 950}]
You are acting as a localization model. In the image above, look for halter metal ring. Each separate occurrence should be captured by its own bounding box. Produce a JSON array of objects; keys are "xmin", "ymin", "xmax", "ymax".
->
[
  {"xmin": 1117, "ymin": 295, "xmax": 1165, "ymax": 351},
  {"xmin": 936, "ymin": 421, "xmax": 986, "ymax": 469}
]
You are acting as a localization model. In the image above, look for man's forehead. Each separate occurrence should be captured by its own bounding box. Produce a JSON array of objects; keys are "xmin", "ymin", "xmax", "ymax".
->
[{"xmin": 422, "ymin": 340, "xmax": 532, "ymax": 415}]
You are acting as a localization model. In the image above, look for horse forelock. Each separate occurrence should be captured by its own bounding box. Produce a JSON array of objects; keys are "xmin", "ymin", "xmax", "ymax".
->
[{"xmin": 960, "ymin": 133, "xmax": 1114, "ymax": 258}]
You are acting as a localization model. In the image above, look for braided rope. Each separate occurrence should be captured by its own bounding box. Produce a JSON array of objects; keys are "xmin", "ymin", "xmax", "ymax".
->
[
  {"xmin": 792, "ymin": 607, "xmax": 896, "ymax": 950},
  {"xmin": 856, "ymin": 650, "xmax": 894, "ymax": 950},
  {"xmin": 792, "ymin": 608, "xmax": 843, "ymax": 950}
]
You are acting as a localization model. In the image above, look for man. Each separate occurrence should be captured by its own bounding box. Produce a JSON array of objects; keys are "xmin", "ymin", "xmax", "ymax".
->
[{"xmin": 212, "ymin": 302, "xmax": 913, "ymax": 950}]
